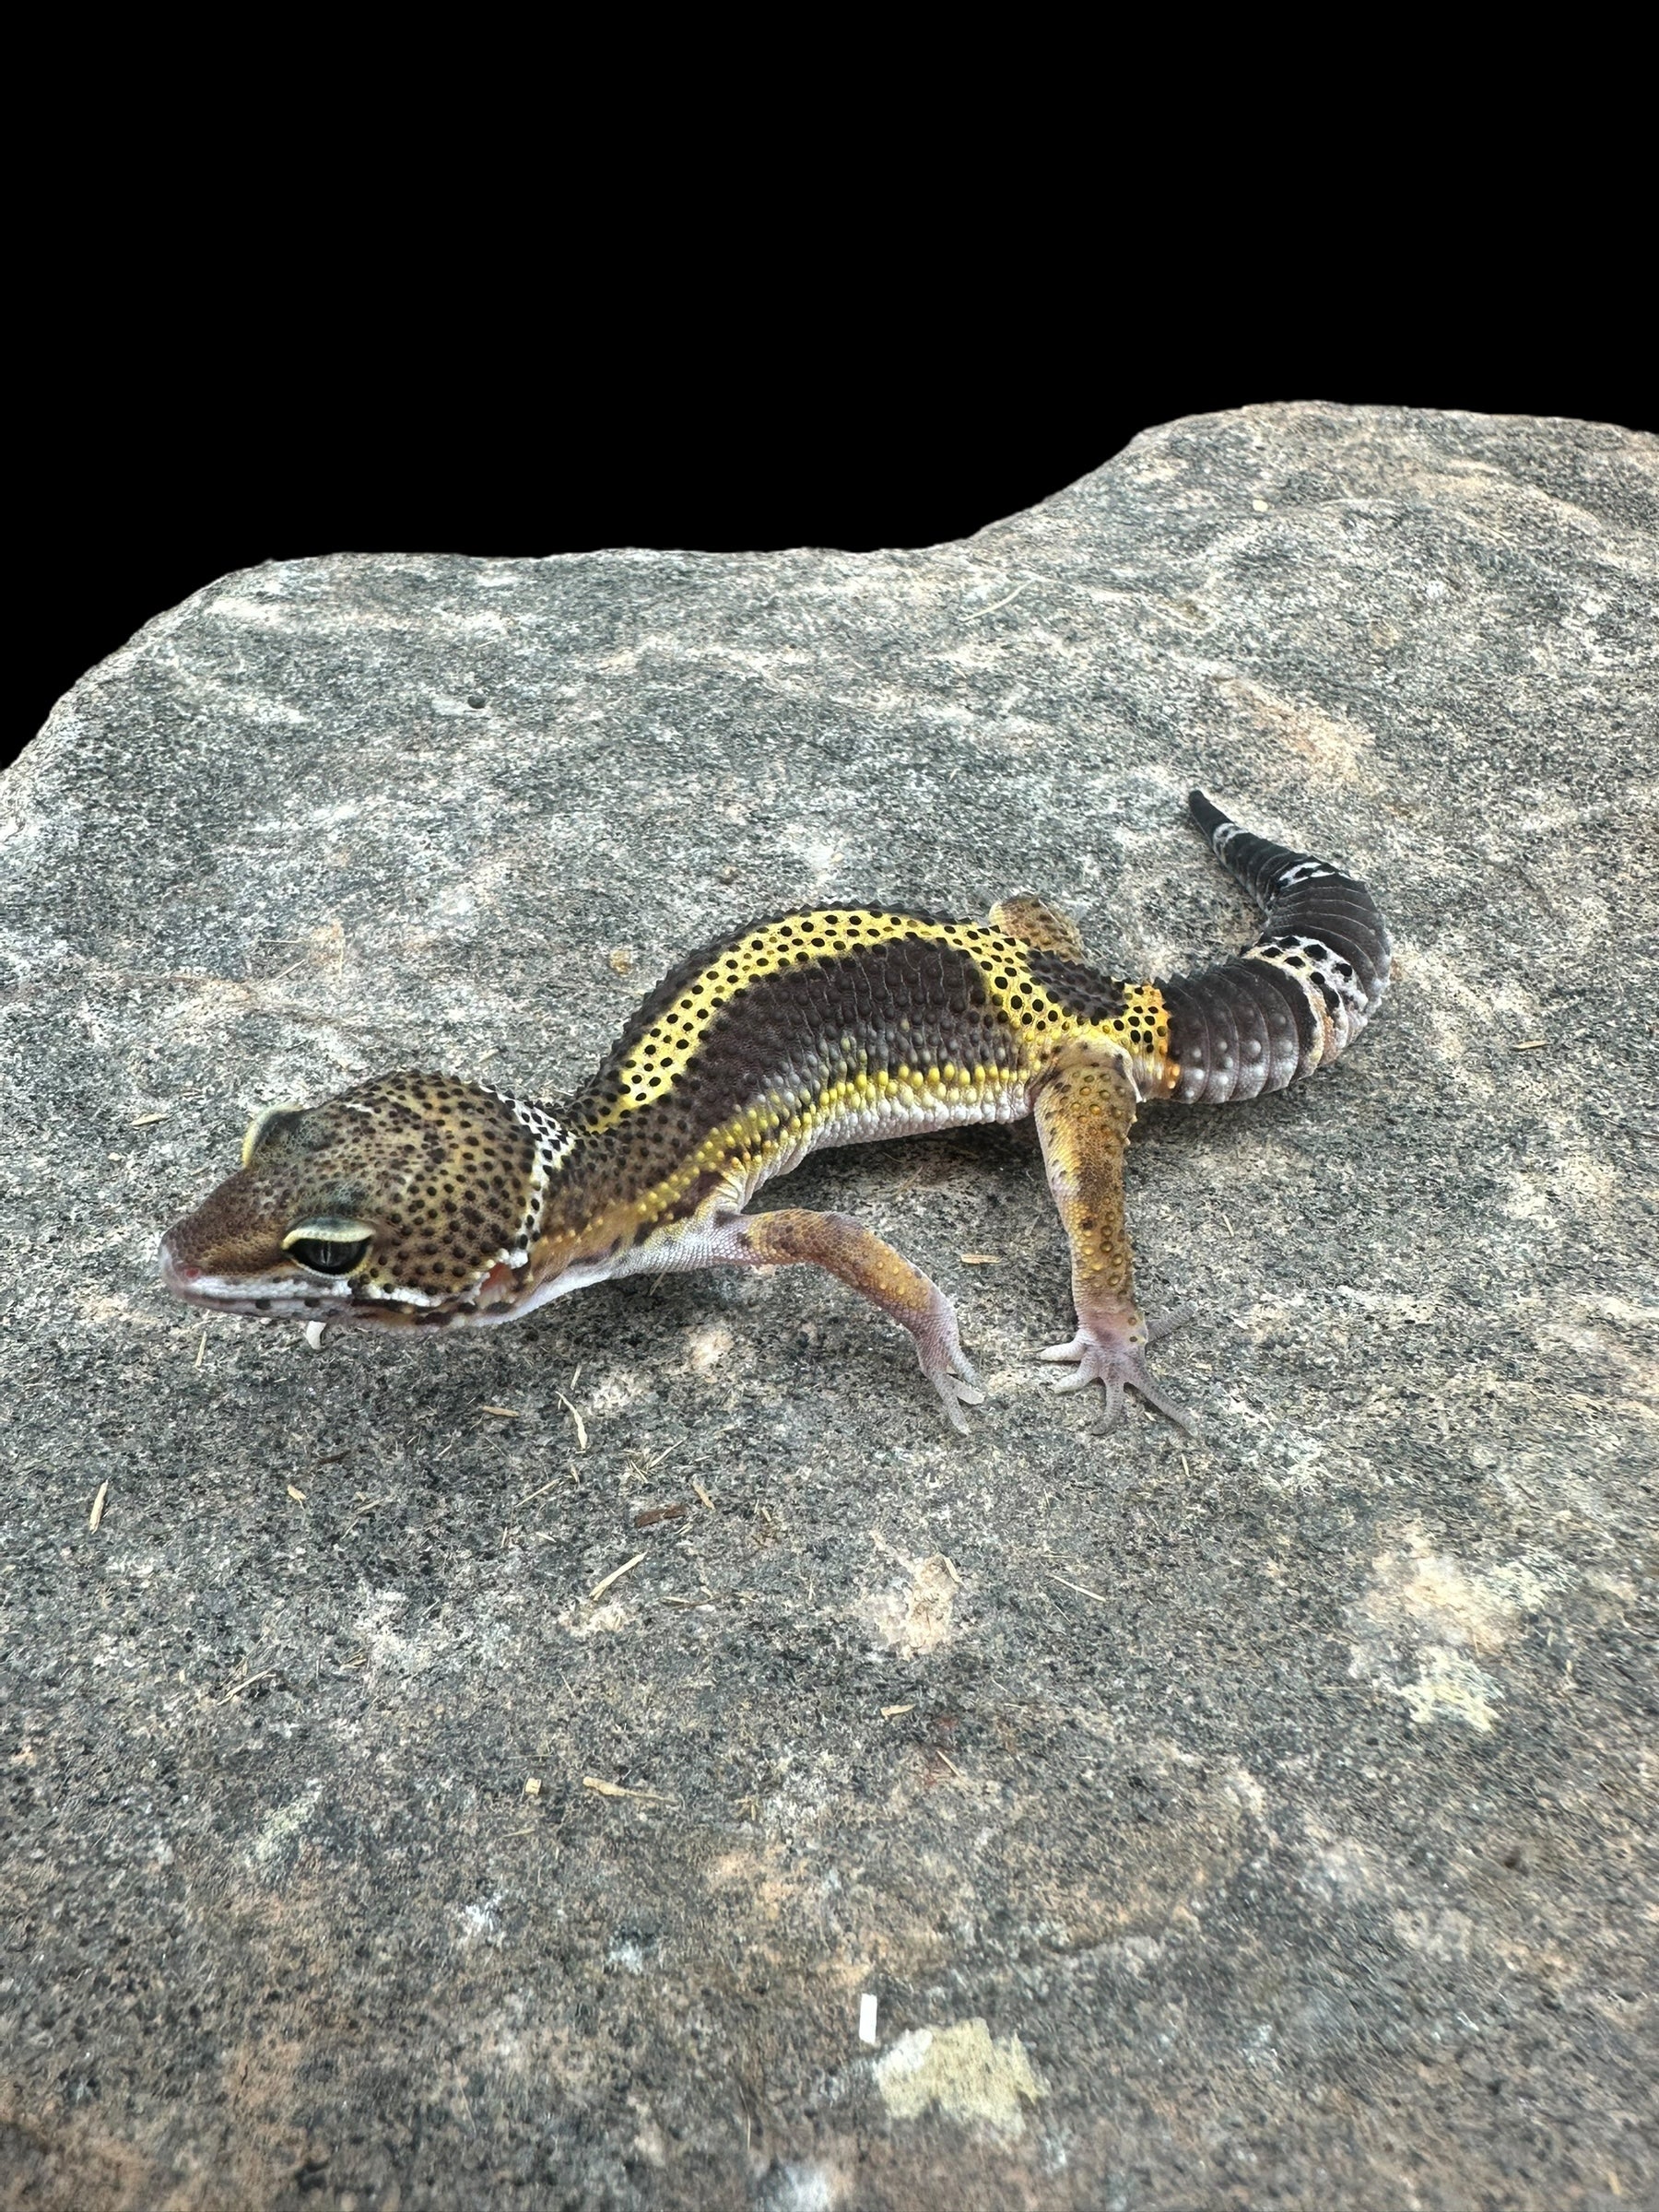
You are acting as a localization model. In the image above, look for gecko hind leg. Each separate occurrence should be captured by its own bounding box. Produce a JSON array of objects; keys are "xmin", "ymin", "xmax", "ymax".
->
[
  {"xmin": 700, "ymin": 1207, "xmax": 985, "ymax": 1434},
  {"xmin": 1030, "ymin": 1044, "xmax": 1198, "ymax": 1435}
]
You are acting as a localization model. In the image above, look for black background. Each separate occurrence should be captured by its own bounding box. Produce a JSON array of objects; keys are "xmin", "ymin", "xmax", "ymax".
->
[{"xmin": 13, "ymin": 280, "xmax": 1649, "ymax": 777}]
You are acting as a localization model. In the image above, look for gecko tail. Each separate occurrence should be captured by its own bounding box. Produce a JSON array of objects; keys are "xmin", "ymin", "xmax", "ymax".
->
[
  {"xmin": 1153, "ymin": 793, "xmax": 1392, "ymax": 1105},
  {"xmin": 1188, "ymin": 787, "xmax": 1328, "ymax": 906}
]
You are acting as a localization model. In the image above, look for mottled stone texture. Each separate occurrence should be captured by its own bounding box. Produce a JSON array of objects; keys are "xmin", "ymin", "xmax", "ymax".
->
[{"xmin": 2, "ymin": 404, "xmax": 1654, "ymax": 2211}]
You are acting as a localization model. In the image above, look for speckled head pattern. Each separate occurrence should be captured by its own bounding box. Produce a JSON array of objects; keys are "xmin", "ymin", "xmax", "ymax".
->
[{"xmin": 159, "ymin": 1073, "xmax": 571, "ymax": 1326}]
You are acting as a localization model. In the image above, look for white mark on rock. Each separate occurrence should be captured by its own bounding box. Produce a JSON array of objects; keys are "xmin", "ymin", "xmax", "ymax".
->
[
  {"xmin": 248, "ymin": 1781, "xmax": 322, "ymax": 1872},
  {"xmin": 589, "ymin": 1368, "xmax": 650, "ymax": 1415},
  {"xmin": 865, "ymin": 1551, "xmax": 959, "ymax": 1656},
  {"xmin": 568, "ymin": 1599, "xmax": 632, "ymax": 1641},
  {"xmin": 1222, "ymin": 1765, "xmax": 1267, "ymax": 1819},
  {"xmin": 1347, "ymin": 1522, "xmax": 1570, "ymax": 1732},
  {"xmin": 631, "ymin": 2117, "xmax": 666, "ymax": 2168},
  {"xmin": 873, "ymin": 2018, "xmax": 1046, "ymax": 2136},
  {"xmin": 769, "ymin": 2163, "xmax": 841, "ymax": 2211},
  {"xmin": 1303, "ymin": 1838, "xmax": 1388, "ymax": 1902},
  {"xmin": 858, "ymin": 1992, "xmax": 878, "ymax": 2045},
  {"xmin": 454, "ymin": 1894, "xmax": 504, "ymax": 1948},
  {"xmin": 686, "ymin": 1321, "xmax": 734, "ymax": 1376},
  {"xmin": 1391, "ymin": 1904, "xmax": 1473, "ymax": 1962},
  {"xmin": 354, "ymin": 1588, "xmax": 430, "ymax": 1676},
  {"xmin": 782, "ymin": 829, "xmax": 843, "ymax": 886},
  {"xmin": 1398, "ymin": 1646, "xmax": 1502, "ymax": 1732}
]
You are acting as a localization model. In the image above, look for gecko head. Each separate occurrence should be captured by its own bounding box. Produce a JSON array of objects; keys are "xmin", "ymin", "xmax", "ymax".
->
[{"xmin": 158, "ymin": 1072, "xmax": 571, "ymax": 1327}]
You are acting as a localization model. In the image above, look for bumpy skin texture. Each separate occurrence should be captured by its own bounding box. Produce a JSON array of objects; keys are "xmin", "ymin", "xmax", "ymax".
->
[{"xmin": 161, "ymin": 793, "xmax": 1390, "ymax": 1430}]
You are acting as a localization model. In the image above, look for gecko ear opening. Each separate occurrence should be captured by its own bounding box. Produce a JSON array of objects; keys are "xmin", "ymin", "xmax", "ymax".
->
[{"xmin": 241, "ymin": 1103, "xmax": 307, "ymax": 1168}]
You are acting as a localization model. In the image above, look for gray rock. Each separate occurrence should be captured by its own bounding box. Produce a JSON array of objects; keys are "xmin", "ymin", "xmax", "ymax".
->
[{"xmin": 2, "ymin": 402, "xmax": 1654, "ymax": 2211}]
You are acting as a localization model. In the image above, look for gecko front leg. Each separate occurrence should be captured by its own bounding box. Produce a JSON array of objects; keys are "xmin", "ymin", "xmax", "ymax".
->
[
  {"xmin": 688, "ymin": 1207, "xmax": 985, "ymax": 1433},
  {"xmin": 1030, "ymin": 1044, "xmax": 1195, "ymax": 1432}
]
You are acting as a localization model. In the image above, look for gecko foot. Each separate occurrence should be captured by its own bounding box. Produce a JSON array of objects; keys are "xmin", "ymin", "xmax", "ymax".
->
[
  {"xmin": 916, "ymin": 1286, "xmax": 986, "ymax": 1436},
  {"xmin": 1039, "ymin": 1307, "xmax": 1195, "ymax": 1432}
]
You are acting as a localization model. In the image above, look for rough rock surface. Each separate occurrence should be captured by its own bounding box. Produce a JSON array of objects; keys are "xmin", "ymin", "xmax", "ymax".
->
[{"xmin": 2, "ymin": 403, "xmax": 1654, "ymax": 2212}]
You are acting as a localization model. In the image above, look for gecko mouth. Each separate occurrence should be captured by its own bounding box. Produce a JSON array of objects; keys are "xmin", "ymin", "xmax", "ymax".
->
[
  {"xmin": 156, "ymin": 1235, "xmax": 509, "ymax": 1329},
  {"xmin": 158, "ymin": 1237, "xmax": 353, "ymax": 1320}
]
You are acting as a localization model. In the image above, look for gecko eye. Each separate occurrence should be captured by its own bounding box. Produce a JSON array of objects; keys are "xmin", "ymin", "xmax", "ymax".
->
[{"xmin": 283, "ymin": 1220, "xmax": 373, "ymax": 1277}]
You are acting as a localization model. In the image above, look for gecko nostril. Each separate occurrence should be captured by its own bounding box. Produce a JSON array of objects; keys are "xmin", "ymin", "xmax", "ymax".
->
[{"xmin": 158, "ymin": 1236, "xmax": 198, "ymax": 1286}]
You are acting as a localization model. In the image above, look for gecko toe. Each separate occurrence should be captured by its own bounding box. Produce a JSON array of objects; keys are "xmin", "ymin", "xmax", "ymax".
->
[
  {"xmin": 1135, "ymin": 1372, "xmax": 1197, "ymax": 1433},
  {"xmin": 1145, "ymin": 1305, "xmax": 1193, "ymax": 1346},
  {"xmin": 1040, "ymin": 1335, "xmax": 1090, "ymax": 1365},
  {"xmin": 921, "ymin": 1352, "xmax": 982, "ymax": 1430},
  {"xmin": 928, "ymin": 1370, "xmax": 978, "ymax": 1432}
]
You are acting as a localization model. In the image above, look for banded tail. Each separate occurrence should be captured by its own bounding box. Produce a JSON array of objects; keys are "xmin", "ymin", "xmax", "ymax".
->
[{"xmin": 1157, "ymin": 791, "xmax": 1392, "ymax": 1105}]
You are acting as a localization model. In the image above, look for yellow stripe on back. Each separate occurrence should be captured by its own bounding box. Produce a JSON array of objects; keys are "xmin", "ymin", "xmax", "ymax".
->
[{"xmin": 586, "ymin": 908, "xmax": 1171, "ymax": 1131}]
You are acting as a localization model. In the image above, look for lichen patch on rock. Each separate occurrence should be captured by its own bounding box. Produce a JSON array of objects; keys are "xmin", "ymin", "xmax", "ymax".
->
[{"xmin": 874, "ymin": 2018, "xmax": 1047, "ymax": 2136}]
